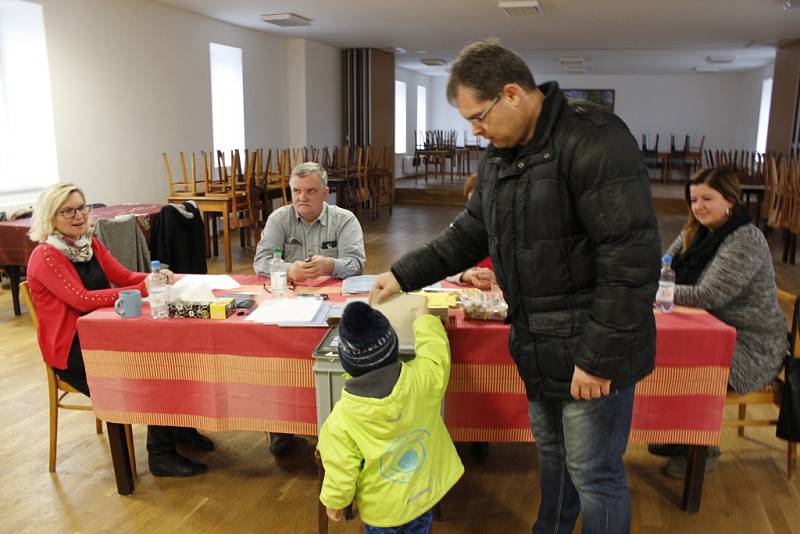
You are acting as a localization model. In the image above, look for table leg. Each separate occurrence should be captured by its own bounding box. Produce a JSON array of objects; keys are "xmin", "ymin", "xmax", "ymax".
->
[
  {"xmin": 5, "ymin": 265, "xmax": 22, "ymax": 316},
  {"xmin": 222, "ymin": 207, "xmax": 232, "ymax": 273},
  {"xmin": 202, "ymin": 213, "xmax": 212, "ymax": 259},
  {"xmin": 681, "ymin": 445, "xmax": 707, "ymax": 513},
  {"xmin": 107, "ymin": 422, "xmax": 135, "ymax": 495},
  {"xmin": 211, "ymin": 216, "xmax": 219, "ymax": 257},
  {"xmin": 755, "ymin": 192, "xmax": 764, "ymax": 230}
]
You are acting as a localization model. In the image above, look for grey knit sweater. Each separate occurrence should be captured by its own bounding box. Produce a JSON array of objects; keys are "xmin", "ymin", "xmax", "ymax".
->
[{"xmin": 666, "ymin": 224, "xmax": 787, "ymax": 393}]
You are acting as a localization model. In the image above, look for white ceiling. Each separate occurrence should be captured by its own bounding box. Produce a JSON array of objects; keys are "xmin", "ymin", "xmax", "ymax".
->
[{"xmin": 153, "ymin": 0, "xmax": 800, "ymax": 75}]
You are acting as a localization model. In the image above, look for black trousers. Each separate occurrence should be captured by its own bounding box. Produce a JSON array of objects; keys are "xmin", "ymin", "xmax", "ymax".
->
[{"xmin": 55, "ymin": 334, "xmax": 185, "ymax": 456}]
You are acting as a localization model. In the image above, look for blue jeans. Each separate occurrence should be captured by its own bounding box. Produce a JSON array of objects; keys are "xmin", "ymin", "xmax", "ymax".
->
[
  {"xmin": 364, "ymin": 509, "xmax": 434, "ymax": 534},
  {"xmin": 528, "ymin": 385, "xmax": 635, "ymax": 534}
]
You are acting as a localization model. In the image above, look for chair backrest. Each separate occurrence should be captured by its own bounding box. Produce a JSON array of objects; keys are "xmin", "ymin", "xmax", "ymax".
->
[
  {"xmin": 20, "ymin": 281, "xmax": 38, "ymax": 328},
  {"xmin": 642, "ymin": 133, "xmax": 659, "ymax": 154},
  {"xmin": 778, "ymin": 289, "xmax": 800, "ymax": 358}
]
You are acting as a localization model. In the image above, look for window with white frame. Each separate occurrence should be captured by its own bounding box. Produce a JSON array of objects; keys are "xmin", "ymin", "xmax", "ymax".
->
[
  {"xmin": 756, "ymin": 78, "xmax": 772, "ymax": 154},
  {"xmin": 416, "ymin": 85, "xmax": 427, "ymax": 145},
  {"xmin": 0, "ymin": 0, "xmax": 59, "ymax": 195},
  {"xmin": 209, "ymin": 43, "xmax": 245, "ymax": 162},
  {"xmin": 395, "ymin": 81, "xmax": 406, "ymax": 154}
]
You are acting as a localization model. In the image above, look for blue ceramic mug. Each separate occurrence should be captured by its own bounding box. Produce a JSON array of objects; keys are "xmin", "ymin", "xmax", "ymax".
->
[{"xmin": 114, "ymin": 289, "xmax": 142, "ymax": 318}]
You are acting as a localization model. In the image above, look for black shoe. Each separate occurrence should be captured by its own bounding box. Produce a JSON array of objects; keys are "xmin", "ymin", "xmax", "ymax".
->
[
  {"xmin": 661, "ymin": 447, "xmax": 721, "ymax": 479},
  {"xmin": 470, "ymin": 441, "xmax": 491, "ymax": 463},
  {"xmin": 176, "ymin": 428, "xmax": 215, "ymax": 452},
  {"xmin": 269, "ymin": 433, "xmax": 295, "ymax": 456},
  {"xmin": 647, "ymin": 443, "xmax": 688, "ymax": 457},
  {"xmin": 149, "ymin": 452, "xmax": 208, "ymax": 477}
]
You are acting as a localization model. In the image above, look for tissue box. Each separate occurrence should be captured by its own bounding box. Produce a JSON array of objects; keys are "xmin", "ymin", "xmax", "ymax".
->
[
  {"xmin": 169, "ymin": 300, "xmax": 211, "ymax": 319},
  {"xmin": 210, "ymin": 298, "xmax": 235, "ymax": 320}
]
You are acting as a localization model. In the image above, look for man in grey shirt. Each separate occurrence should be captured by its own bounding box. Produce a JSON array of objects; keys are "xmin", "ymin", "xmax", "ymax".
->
[
  {"xmin": 253, "ymin": 162, "xmax": 365, "ymax": 281},
  {"xmin": 254, "ymin": 161, "xmax": 366, "ymax": 456}
]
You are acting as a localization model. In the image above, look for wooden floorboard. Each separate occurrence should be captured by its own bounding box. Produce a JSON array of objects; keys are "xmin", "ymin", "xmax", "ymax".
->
[{"xmin": 2, "ymin": 200, "xmax": 800, "ymax": 533}]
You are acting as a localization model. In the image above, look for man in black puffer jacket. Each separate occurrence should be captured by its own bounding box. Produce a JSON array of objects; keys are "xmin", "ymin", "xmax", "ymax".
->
[{"xmin": 374, "ymin": 40, "xmax": 660, "ymax": 534}]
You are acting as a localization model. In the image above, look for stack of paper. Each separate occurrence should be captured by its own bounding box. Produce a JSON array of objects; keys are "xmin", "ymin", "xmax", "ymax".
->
[
  {"xmin": 245, "ymin": 298, "xmax": 323, "ymax": 325},
  {"xmin": 341, "ymin": 275, "xmax": 378, "ymax": 294}
]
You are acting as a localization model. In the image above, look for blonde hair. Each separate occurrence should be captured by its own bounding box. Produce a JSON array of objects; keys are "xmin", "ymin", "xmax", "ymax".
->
[{"xmin": 28, "ymin": 182, "xmax": 86, "ymax": 242}]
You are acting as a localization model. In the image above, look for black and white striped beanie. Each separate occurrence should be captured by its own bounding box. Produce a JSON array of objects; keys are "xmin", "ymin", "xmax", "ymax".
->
[{"xmin": 337, "ymin": 302, "xmax": 399, "ymax": 377}]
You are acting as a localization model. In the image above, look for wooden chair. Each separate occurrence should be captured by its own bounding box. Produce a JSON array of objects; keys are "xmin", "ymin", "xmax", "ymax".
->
[
  {"xmin": 19, "ymin": 281, "xmax": 136, "ymax": 475},
  {"xmin": 353, "ymin": 146, "xmax": 377, "ymax": 221},
  {"xmin": 667, "ymin": 134, "xmax": 694, "ymax": 181},
  {"xmin": 163, "ymin": 152, "xmax": 204, "ymax": 196},
  {"xmin": 368, "ymin": 145, "xmax": 393, "ymax": 218},
  {"xmin": 215, "ymin": 149, "xmax": 257, "ymax": 248},
  {"xmin": 685, "ymin": 135, "xmax": 705, "ymax": 174},
  {"xmin": 263, "ymin": 148, "xmax": 290, "ymax": 208},
  {"xmin": 723, "ymin": 288, "xmax": 799, "ymax": 477},
  {"xmin": 641, "ymin": 133, "xmax": 664, "ymax": 181}
]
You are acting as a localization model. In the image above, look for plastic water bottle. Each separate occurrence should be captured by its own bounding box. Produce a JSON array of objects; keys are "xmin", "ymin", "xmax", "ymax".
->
[
  {"xmin": 654, "ymin": 255, "xmax": 675, "ymax": 313},
  {"xmin": 147, "ymin": 260, "xmax": 169, "ymax": 319},
  {"xmin": 269, "ymin": 247, "xmax": 287, "ymax": 296}
]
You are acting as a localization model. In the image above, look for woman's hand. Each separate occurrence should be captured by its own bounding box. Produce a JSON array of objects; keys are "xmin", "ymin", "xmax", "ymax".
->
[
  {"xmin": 461, "ymin": 268, "xmax": 495, "ymax": 290},
  {"xmin": 161, "ymin": 268, "xmax": 176, "ymax": 285}
]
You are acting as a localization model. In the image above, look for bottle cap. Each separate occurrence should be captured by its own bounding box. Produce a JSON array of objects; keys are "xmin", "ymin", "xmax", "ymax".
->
[
  {"xmin": 272, "ymin": 247, "xmax": 282, "ymax": 254},
  {"xmin": 662, "ymin": 255, "xmax": 672, "ymax": 265},
  {"xmin": 150, "ymin": 260, "xmax": 161, "ymax": 270}
]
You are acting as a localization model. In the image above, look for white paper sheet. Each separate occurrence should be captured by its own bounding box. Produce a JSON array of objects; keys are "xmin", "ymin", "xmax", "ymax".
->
[
  {"xmin": 245, "ymin": 298, "xmax": 323, "ymax": 324},
  {"xmin": 173, "ymin": 274, "xmax": 241, "ymax": 290}
]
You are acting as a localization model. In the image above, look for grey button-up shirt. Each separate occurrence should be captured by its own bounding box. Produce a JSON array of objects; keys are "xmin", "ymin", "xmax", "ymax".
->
[{"xmin": 253, "ymin": 203, "xmax": 366, "ymax": 279}]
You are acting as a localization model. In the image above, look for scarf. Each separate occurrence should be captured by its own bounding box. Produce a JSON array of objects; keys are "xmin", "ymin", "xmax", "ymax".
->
[
  {"xmin": 46, "ymin": 231, "xmax": 94, "ymax": 263},
  {"xmin": 671, "ymin": 205, "xmax": 750, "ymax": 285}
]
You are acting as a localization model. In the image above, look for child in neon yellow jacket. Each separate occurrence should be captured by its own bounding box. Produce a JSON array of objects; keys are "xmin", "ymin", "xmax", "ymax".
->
[{"xmin": 318, "ymin": 301, "xmax": 464, "ymax": 532}]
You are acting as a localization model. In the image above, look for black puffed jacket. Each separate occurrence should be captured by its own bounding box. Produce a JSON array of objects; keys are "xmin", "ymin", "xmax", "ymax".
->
[{"xmin": 392, "ymin": 82, "xmax": 661, "ymax": 400}]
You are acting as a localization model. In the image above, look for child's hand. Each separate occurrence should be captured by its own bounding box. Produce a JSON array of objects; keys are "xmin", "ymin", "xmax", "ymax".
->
[{"xmin": 326, "ymin": 507, "xmax": 345, "ymax": 522}]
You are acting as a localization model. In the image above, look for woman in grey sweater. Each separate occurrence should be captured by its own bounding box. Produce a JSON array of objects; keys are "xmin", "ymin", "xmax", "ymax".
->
[{"xmin": 654, "ymin": 167, "xmax": 787, "ymax": 478}]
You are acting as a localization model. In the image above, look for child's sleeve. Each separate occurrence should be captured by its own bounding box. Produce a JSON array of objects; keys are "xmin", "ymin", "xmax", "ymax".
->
[
  {"xmin": 317, "ymin": 415, "xmax": 363, "ymax": 511},
  {"xmin": 411, "ymin": 314, "xmax": 451, "ymax": 399}
]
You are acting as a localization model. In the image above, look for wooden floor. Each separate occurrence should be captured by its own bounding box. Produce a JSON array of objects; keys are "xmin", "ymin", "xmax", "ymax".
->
[{"xmin": 2, "ymin": 199, "xmax": 800, "ymax": 534}]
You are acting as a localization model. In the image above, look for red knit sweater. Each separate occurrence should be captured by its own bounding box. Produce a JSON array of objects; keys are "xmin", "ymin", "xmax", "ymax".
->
[{"xmin": 26, "ymin": 238, "xmax": 148, "ymax": 369}]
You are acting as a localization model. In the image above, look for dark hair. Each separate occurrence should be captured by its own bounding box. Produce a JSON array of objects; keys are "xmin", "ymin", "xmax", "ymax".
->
[
  {"xmin": 681, "ymin": 167, "xmax": 743, "ymax": 251},
  {"xmin": 463, "ymin": 173, "xmax": 478, "ymax": 200},
  {"xmin": 446, "ymin": 38, "xmax": 536, "ymax": 104}
]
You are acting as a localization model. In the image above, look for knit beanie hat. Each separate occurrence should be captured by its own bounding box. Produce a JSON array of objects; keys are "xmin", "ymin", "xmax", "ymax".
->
[{"xmin": 337, "ymin": 301, "xmax": 399, "ymax": 377}]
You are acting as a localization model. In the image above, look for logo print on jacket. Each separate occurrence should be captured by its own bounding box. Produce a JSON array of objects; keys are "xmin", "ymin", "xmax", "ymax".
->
[{"xmin": 380, "ymin": 429, "xmax": 429, "ymax": 483}]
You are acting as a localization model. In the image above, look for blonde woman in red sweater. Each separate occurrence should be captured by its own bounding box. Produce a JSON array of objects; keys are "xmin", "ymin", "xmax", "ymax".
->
[{"xmin": 27, "ymin": 182, "xmax": 211, "ymax": 477}]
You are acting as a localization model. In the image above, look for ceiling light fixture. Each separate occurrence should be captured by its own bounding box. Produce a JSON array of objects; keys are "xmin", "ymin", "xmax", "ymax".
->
[
  {"xmin": 259, "ymin": 13, "xmax": 311, "ymax": 27},
  {"xmin": 706, "ymin": 54, "xmax": 735, "ymax": 64},
  {"xmin": 498, "ymin": 0, "xmax": 545, "ymax": 16},
  {"xmin": 564, "ymin": 67, "xmax": 587, "ymax": 74},
  {"xmin": 420, "ymin": 58, "xmax": 447, "ymax": 67},
  {"xmin": 694, "ymin": 66, "xmax": 720, "ymax": 73},
  {"xmin": 559, "ymin": 57, "xmax": 585, "ymax": 66}
]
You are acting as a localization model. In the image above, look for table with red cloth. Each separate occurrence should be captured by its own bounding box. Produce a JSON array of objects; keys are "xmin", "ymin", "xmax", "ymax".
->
[
  {"xmin": 0, "ymin": 203, "xmax": 162, "ymax": 315},
  {"xmin": 78, "ymin": 276, "xmax": 735, "ymax": 513}
]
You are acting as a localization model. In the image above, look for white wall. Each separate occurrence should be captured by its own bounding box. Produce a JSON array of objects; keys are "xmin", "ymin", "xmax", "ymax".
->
[
  {"xmin": 431, "ymin": 71, "xmax": 770, "ymax": 154},
  {"xmin": 287, "ymin": 39, "xmax": 307, "ymax": 148},
  {"xmin": 305, "ymin": 40, "xmax": 342, "ymax": 148},
  {"xmin": 29, "ymin": 0, "xmax": 341, "ymax": 207},
  {"xmin": 734, "ymin": 63, "xmax": 775, "ymax": 150},
  {"xmin": 394, "ymin": 67, "xmax": 432, "ymax": 176}
]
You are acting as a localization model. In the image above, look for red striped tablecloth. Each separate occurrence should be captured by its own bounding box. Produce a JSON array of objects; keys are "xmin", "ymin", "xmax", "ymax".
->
[{"xmin": 78, "ymin": 277, "xmax": 736, "ymax": 447}]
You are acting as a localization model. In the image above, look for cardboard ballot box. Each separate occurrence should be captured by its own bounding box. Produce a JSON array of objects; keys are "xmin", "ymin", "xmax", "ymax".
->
[{"xmin": 311, "ymin": 325, "xmax": 418, "ymax": 430}]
